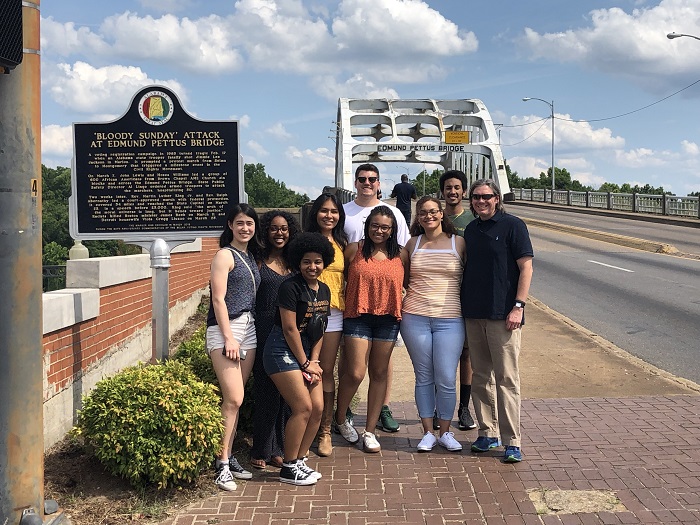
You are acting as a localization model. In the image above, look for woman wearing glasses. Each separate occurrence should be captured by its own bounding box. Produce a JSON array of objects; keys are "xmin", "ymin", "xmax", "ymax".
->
[
  {"xmin": 250, "ymin": 210, "xmax": 300, "ymax": 470},
  {"xmin": 305, "ymin": 193, "xmax": 348, "ymax": 457},
  {"xmin": 334, "ymin": 206, "xmax": 407, "ymax": 453},
  {"xmin": 401, "ymin": 196, "xmax": 466, "ymax": 453}
]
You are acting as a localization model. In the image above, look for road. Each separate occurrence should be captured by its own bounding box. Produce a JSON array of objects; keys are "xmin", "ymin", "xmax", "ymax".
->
[
  {"xmin": 526, "ymin": 225, "xmax": 700, "ymax": 384},
  {"xmin": 509, "ymin": 204, "xmax": 700, "ymax": 255}
]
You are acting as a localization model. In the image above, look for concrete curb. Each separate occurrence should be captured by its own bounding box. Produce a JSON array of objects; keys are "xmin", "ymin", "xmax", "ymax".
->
[
  {"xmin": 528, "ymin": 297, "xmax": 700, "ymax": 394},
  {"xmin": 522, "ymin": 217, "xmax": 680, "ymax": 254}
]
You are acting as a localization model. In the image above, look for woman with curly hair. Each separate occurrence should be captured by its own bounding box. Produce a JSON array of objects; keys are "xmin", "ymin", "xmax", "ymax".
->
[
  {"xmin": 263, "ymin": 232, "xmax": 334, "ymax": 485},
  {"xmin": 206, "ymin": 203, "xmax": 263, "ymax": 491},
  {"xmin": 305, "ymin": 193, "xmax": 348, "ymax": 456},
  {"xmin": 334, "ymin": 206, "xmax": 407, "ymax": 454},
  {"xmin": 402, "ymin": 196, "xmax": 466, "ymax": 453},
  {"xmin": 250, "ymin": 210, "xmax": 301, "ymax": 470}
]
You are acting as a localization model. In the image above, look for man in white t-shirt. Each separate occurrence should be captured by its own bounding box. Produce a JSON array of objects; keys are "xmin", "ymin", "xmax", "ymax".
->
[
  {"xmin": 343, "ymin": 165, "xmax": 410, "ymax": 244},
  {"xmin": 340, "ymin": 163, "xmax": 409, "ymax": 434}
]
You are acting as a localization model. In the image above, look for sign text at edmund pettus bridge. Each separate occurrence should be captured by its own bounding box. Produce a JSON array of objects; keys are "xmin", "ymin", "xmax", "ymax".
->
[{"xmin": 69, "ymin": 85, "xmax": 240, "ymax": 241}]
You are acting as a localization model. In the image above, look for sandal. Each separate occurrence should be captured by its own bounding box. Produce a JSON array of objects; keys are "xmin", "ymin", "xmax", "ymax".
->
[
  {"xmin": 250, "ymin": 457, "xmax": 266, "ymax": 469},
  {"xmin": 268, "ymin": 456, "xmax": 284, "ymax": 468}
]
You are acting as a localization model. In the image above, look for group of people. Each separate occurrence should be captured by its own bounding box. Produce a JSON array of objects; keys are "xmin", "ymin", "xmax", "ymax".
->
[{"xmin": 204, "ymin": 163, "xmax": 533, "ymax": 490}]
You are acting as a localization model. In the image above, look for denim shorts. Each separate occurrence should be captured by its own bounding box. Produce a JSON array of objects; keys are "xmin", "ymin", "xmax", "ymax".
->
[
  {"xmin": 263, "ymin": 325, "xmax": 311, "ymax": 375},
  {"xmin": 343, "ymin": 314, "xmax": 400, "ymax": 342}
]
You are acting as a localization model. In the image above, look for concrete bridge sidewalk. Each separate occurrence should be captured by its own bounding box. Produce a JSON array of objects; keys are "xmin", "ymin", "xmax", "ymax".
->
[{"xmin": 161, "ymin": 300, "xmax": 700, "ymax": 525}]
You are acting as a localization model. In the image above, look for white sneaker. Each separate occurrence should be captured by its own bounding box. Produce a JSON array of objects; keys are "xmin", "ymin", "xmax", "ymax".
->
[
  {"xmin": 437, "ymin": 431, "xmax": 463, "ymax": 451},
  {"xmin": 361, "ymin": 431, "xmax": 381, "ymax": 453},
  {"xmin": 417, "ymin": 431, "xmax": 437, "ymax": 452},
  {"xmin": 335, "ymin": 418, "xmax": 359, "ymax": 444},
  {"xmin": 214, "ymin": 464, "xmax": 238, "ymax": 491}
]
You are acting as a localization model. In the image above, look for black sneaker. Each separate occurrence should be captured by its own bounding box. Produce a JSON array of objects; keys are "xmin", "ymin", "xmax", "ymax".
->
[
  {"xmin": 228, "ymin": 456, "xmax": 252, "ymax": 480},
  {"xmin": 280, "ymin": 460, "xmax": 317, "ymax": 486},
  {"xmin": 458, "ymin": 404, "xmax": 477, "ymax": 430},
  {"xmin": 432, "ymin": 410, "xmax": 440, "ymax": 430}
]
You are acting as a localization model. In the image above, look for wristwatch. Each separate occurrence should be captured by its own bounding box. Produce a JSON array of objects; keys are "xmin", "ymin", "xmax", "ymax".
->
[{"xmin": 514, "ymin": 300, "xmax": 526, "ymax": 309}]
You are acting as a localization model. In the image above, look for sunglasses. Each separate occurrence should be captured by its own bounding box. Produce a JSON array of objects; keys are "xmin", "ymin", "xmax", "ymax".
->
[
  {"xmin": 357, "ymin": 176, "xmax": 378, "ymax": 184},
  {"xmin": 471, "ymin": 193, "xmax": 496, "ymax": 201}
]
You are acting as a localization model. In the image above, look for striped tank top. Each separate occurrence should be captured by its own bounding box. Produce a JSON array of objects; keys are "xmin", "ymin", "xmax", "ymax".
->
[{"xmin": 402, "ymin": 234, "xmax": 463, "ymax": 318}]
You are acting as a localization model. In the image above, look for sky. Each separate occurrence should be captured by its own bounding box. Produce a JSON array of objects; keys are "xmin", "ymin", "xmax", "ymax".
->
[{"xmin": 39, "ymin": 0, "xmax": 700, "ymax": 197}]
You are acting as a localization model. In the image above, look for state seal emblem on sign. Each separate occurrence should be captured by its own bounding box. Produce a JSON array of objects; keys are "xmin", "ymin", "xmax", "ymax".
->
[{"xmin": 138, "ymin": 90, "xmax": 174, "ymax": 126}]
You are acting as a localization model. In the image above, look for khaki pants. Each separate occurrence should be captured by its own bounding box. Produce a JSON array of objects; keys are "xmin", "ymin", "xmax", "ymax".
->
[{"xmin": 465, "ymin": 319, "xmax": 521, "ymax": 447}]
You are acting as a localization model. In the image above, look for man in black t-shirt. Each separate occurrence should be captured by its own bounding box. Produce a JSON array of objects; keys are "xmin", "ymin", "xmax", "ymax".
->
[{"xmin": 390, "ymin": 174, "xmax": 417, "ymax": 225}]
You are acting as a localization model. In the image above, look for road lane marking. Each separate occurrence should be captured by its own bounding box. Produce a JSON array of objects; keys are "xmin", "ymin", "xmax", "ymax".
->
[{"xmin": 588, "ymin": 260, "xmax": 634, "ymax": 273}]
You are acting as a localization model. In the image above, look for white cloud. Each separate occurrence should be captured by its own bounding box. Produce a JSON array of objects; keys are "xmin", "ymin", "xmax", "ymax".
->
[
  {"xmin": 266, "ymin": 122, "xmax": 293, "ymax": 140},
  {"xmin": 614, "ymin": 147, "xmax": 665, "ymax": 168},
  {"xmin": 232, "ymin": 114, "xmax": 251, "ymax": 127},
  {"xmin": 46, "ymin": 61, "xmax": 186, "ymax": 114},
  {"xmin": 42, "ymin": 124, "xmax": 73, "ymax": 156},
  {"xmin": 247, "ymin": 140, "xmax": 269, "ymax": 157},
  {"xmin": 102, "ymin": 12, "xmax": 243, "ymax": 74},
  {"xmin": 285, "ymin": 146, "xmax": 335, "ymax": 178},
  {"xmin": 42, "ymin": 1, "xmax": 476, "ymax": 85},
  {"xmin": 519, "ymin": 0, "xmax": 700, "ymax": 92},
  {"xmin": 312, "ymin": 74, "xmax": 399, "ymax": 101},
  {"xmin": 506, "ymin": 113, "xmax": 624, "ymax": 153},
  {"xmin": 289, "ymin": 184, "xmax": 324, "ymax": 198},
  {"xmin": 681, "ymin": 139, "xmax": 699, "ymax": 155},
  {"xmin": 40, "ymin": 17, "xmax": 109, "ymax": 57}
]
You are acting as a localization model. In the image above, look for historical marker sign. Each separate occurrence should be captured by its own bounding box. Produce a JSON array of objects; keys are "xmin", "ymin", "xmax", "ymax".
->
[{"xmin": 70, "ymin": 85, "xmax": 241, "ymax": 241}]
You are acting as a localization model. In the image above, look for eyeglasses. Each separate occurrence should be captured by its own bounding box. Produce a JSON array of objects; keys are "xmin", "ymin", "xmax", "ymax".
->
[
  {"xmin": 418, "ymin": 209, "xmax": 441, "ymax": 218},
  {"xmin": 269, "ymin": 225, "xmax": 289, "ymax": 233},
  {"xmin": 369, "ymin": 223, "xmax": 392, "ymax": 233},
  {"xmin": 357, "ymin": 176, "xmax": 378, "ymax": 184},
  {"xmin": 471, "ymin": 193, "xmax": 496, "ymax": 201}
]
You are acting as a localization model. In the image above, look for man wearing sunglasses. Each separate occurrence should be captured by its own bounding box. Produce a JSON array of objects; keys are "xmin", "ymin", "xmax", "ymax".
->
[
  {"xmin": 460, "ymin": 179, "xmax": 533, "ymax": 464},
  {"xmin": 342, "ymin": 163, "xmax": 410, "ymax": 434}
]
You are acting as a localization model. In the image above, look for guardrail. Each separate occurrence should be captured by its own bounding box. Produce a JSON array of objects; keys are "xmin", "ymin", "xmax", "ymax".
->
[
  {"xmin": 512, "ymin": 188, "xmax": 700, "ymax": 219},
  {"xmin": 42, "ymin": 265, "xmax": 66, "ymax": 292}
]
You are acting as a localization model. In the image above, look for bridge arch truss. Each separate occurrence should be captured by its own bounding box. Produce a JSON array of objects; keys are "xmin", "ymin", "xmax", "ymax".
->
[{"xmin": 335, "ymin": 98, "xmax": 511, "ymax": 198}]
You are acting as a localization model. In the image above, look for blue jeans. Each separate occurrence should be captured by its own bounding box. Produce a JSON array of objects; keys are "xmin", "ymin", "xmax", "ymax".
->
[{"xmin": 400, "ymin": 313, "xmax": 465, "ymax": 420}]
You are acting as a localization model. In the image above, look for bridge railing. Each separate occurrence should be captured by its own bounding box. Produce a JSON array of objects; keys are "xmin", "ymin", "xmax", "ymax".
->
[{"xmin": 513, "ymin": 188, "xmax": 700, "ymax": 219}]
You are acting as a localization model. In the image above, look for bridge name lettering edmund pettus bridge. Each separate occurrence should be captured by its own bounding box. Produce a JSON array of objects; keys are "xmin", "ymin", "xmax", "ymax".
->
[{"xmin": 375, "ymin": 143, "xmax": 469, "ymax": 152}]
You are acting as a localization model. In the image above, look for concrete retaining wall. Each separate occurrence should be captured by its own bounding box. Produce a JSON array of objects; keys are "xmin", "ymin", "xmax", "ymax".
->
[{"xmin": 42, "ymin": 238, "xmax": 219, "ymax": 450}]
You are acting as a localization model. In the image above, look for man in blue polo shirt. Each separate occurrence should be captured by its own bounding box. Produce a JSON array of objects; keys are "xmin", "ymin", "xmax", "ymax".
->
[{"xmin": 460, "ymin": 179, "xmax": 533, "ymax": 463}]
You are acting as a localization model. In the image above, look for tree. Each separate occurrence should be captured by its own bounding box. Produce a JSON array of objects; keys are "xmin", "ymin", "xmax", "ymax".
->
[
  {"xmin": 410, "ymin": 168, "xmax": 442, "ymax": 197},
  {"xmin": 244, "ymin": 163, "xmax": 309, "ymax": 207}
]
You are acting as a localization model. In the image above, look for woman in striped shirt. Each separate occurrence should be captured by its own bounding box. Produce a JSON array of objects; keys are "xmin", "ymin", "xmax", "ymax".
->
[{"xmin": 400, "ymin": 196, "xmax": 467, "ymax": 453}]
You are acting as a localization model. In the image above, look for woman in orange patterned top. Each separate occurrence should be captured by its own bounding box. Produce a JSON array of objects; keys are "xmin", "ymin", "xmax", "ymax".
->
[{"xmin": 334, "ymin": 205, "xmax": 408, "ymax": 454}]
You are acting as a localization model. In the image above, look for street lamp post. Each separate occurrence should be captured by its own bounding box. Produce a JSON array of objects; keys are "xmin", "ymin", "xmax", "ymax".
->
[
  {"xmin": 667, "ymin": 32, "xmax": 700, "ymax": 41},
  {"xmin": 522, "ymin": 97, "xmax": 555, "ymax": 203}
]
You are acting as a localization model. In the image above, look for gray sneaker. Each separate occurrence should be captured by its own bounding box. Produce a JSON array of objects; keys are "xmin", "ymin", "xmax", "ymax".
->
[
  {"xmin": 458, "ymin": 404, "xmax": 477, "ymax": 430},
  {"xmin": 228, "ymin": 456, "xmax": 253, "ymax": 480}
]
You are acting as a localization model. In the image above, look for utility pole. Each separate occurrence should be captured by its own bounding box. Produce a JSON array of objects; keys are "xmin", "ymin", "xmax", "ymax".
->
[{"xmin": 0, "ymin": 2, "xmax": 62, "ymax": 524}]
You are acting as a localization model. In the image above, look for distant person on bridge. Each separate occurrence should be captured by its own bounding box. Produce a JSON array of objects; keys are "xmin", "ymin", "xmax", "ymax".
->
[
  {"xmin": 390, "ymin": 174, "xmax": 418, "ymax": 225},
  {"xmin": 461, "ymin": 179, "xmax": 533, "ymax": 464},
  {"xmin": 343, "ymin": 164, "xmax": 410, "ymax": 434}
]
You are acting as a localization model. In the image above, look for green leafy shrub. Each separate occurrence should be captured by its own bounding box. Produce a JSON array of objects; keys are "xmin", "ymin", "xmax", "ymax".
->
[
  {"xmin": 173, "ymin": 324, "xmax": 255, "ymax": 434},
  {"xmin": 173, "ymin": 326, "xmax": 218, "ymax": 386},
  {"xmin": 74, "ymin": 360, "xmax": 223, "ymax": 489}
]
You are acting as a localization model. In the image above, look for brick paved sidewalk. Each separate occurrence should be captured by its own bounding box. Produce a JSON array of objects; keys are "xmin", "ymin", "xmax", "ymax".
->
[{"xmin": 162, "ymin": 395, "xmax": 700, "ymax": 525}]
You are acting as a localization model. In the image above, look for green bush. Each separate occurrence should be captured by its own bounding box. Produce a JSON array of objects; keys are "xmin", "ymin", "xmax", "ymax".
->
[
  {"xmin": 173, "ymin": 325, "xmax": 218, "ymax": 386},
  {"xmin": 74, "ymin": 360, "xmax": 223, "ymax": 489},
  {"xmin": 173, "ymin": 324, "xmax": 255, "ymax": 434}
]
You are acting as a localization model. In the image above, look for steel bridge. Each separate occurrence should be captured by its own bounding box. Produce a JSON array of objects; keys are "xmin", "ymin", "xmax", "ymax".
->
[{"xmin": 334, "ymin": 98, "xmax": 512, "ymax": 199}]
